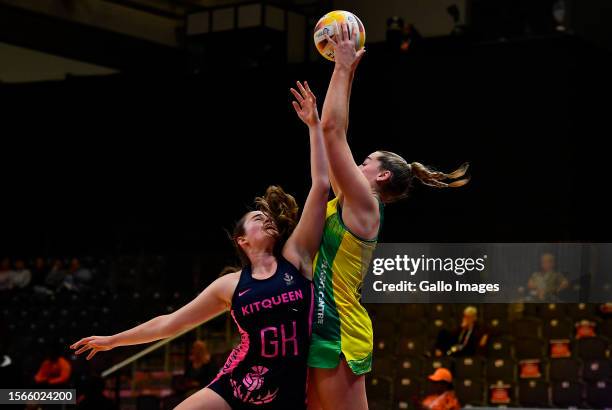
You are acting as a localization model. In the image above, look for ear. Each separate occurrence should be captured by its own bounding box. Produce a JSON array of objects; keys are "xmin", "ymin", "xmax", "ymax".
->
[
  {"xmin": 376, "ymin": 170, "xmax": 392, "ymax": 183},
  {"xmin": 236, "ymin": 236, "xmax": 248, "ymax": 248}
]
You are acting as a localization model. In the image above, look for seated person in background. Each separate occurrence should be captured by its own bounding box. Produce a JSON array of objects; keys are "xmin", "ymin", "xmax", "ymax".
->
[
  {"xmin": 0, "ymin": 258, "xmax": 15, "ymax": 290},
  {"xmin": 167, "ymin": 340, "xmax": 219, "ymax": 405},
  {"xmin": 528, "ymin": 253, "xmax": 568, "ymax": 301},
  {"xmin": 182, "ymin": 340, "xmax": 216, "ymax": 394},
  {"xmin": 61, "ymin": 258, "xmax": 93, "ymax": 292},
  {"xmin": 172, "ymin": 340, "xmax": 219, "ymax": 404},
  {"xmin": 30, "ymin": 257, "xmax": 48, "ymax": 288},
  {"xmin": 44, "ymin": 259, "xmax": 67, "ymax": 291},
  {"xmin": 34, "ymin": 343, "xmax": 72, "ymax": 388},
  {"xmin": 421, "ymin": 368, "xmax": 461, "ymax": 410},
  {"xmin": 10, "ymin": 259, "xmax": 32, "ymax": 289},
  {"xmin": 69, "ymin": 258, "xmax": 93, "ymax": 287},
  {"xmin": 435, "ymin": 306, "xmax": 488, "ymax": 357}
]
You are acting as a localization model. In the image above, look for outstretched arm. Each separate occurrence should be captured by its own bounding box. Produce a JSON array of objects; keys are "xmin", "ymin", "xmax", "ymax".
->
[
  {"xmin": 321, "ymin": 23, "xmax": 377, "ymax": 215},
  {"xmin": 283, "ymin": 81, "xmax": 329, "ymax": 279},
  {"xmin": 70, "ymin": 272, "xmax": 239, "ymax": 360},
  {"xmin": 327, "ymin": 58, "xmax": 359, "ymax": 198}
]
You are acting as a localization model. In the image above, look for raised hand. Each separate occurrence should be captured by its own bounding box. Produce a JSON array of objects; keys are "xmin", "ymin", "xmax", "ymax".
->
[
  {"xmin": 290, "ymin": 81, "xmax": 320, "ymax": 127},
  {"xmin": 325, "ymin": 22, "xmax": 365, "ymax": 71},
  {"xmin": 70, "ymin": 335, "xmax": 116, "ymax": 360}
]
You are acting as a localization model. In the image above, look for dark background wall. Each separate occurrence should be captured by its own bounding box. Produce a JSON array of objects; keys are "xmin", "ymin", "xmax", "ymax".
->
[{"xmin": 1, "ymin": 33, "xmax": 610, "ymax": 288}]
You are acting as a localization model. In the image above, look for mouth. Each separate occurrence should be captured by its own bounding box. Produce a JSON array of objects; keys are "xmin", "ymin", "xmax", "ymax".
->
[{"xmin": 263, "ymin": 222, "xmax": 279, "ymax": 237}]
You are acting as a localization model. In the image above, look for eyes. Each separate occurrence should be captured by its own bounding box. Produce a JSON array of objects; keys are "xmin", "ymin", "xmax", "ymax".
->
[{"xmin": 252, "ymin": 213, "xmax": 271, "ymax": 224}]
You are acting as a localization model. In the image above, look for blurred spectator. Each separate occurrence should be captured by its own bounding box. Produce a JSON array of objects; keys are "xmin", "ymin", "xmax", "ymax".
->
[
  {"xmin": 34, "ymin": 343, "xmax": 72, "ymax": 388},
  {"xmin": 10, "ymin": 259, "xmax": 32, "ymax": 289},
  {"xmin": 61, "ymin": 258, "xmax": 91, "ymax": 292},
  {"xmin": 386, "ymin": 16, "xmax": 405, "ymax": 51},
  {"xmin": 0, "ymin": 257, "xmax": 15, "ymax": 290},
  {"xmin": 447, "ymin": 4, "xmax": 467, "ymax": 36},
  {"xmin": 45, "ymin": 259, "xmax": 67, "ymax": 291},
  {"xmin": 435, "ymin": 306, "xmax": 489, "ymax": 357},
  {"xmin": 421, "ymin": 368, "xmax": 461, "ymax": 410},
  {"xmin": 166, "ymin": 340, "xmax": 217, "ymax": 404},
  {"xmin": 70, "ymin": 258, "xmax": 93, "ymax": 285},
  {"xmin": 76, "ymin": 375, "xmax": 116, "ymax": 410},
  {"xmin": 183, "ymin": 340, "xmax": 216, "ymax": 393},
  {"xmin": 552, "ymin": 0, "xmax": 567, "ymax": 31},
  {"xmin": 527, "ymin": 253, "xmax": 568, "ymax": 301},
  {"xmin": 31, "ymin": 257, "xmax": 49, "ymax": 287},
  {"xmin": 386, "ymin": 18, "xmax": 423, "ymax": 54},
  {"xmin": 400, "ymin": 24, "xmax": 423, "ymax": 53}
]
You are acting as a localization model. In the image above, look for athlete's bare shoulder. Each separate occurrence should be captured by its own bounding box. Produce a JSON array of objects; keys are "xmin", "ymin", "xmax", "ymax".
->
[{"xmin": 212, "ymin": 270, "xmax": 242, "ymax": 307}]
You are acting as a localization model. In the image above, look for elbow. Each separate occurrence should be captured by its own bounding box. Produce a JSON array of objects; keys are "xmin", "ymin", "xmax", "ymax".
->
[
  {"xmin": 321, "ymin": 119, "xmax": 340, "ymax": 135},
  {"xmin": 155, "ymin": 315, "xmax": 175, "ymax": 338},
  {"xmin": 311, "ymin": 178, "xmax": 330, "ymax": 194}
]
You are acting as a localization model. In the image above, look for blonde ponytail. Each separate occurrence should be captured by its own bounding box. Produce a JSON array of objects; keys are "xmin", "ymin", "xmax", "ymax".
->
[{"xmin": 410, "ymin": 162, "xmax": 470, "ymax": 188}]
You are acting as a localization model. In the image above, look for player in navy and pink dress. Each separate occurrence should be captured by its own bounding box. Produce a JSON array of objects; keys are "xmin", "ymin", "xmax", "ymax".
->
[{"xmin": 70, "ymin": 81, "xmax": 328, "ymax": 410}]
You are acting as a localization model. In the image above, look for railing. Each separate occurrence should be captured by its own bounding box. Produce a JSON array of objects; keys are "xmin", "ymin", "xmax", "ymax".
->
[
  {"xmin": 100, "ymin": 313, "xmax": 233, "ymax": 408},
  {"xmin": 101, "ymin": 326, "xmax": 195, "ymax": 378}
]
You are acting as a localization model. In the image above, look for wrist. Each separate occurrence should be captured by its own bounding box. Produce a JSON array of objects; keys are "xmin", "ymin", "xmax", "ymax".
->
[
  {"xmin": 333, "ymin": 63, "xmax": 352, "ymax": 74},
  {"xmin": 108, "ymin": 335, "xmax": 119, "ymax": 347}
]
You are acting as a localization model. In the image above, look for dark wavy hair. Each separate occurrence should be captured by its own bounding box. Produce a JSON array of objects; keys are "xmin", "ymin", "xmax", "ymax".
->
[{"xmin": 232, "ymin": 185, "xmax": 299, "ymax": 266}]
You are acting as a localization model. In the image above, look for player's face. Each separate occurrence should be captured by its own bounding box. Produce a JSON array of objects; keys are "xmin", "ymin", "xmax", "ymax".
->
[
  {"xmin": 359, "ymin": 152, "xmax": 385, "ymax": 184},
  {"xmin": 243, "ymin": 211, "xmax": 278, "ymax": 244}
]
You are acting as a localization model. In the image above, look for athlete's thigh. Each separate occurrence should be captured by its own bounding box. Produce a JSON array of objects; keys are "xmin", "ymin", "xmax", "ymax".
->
[
  {"xmin": 311, "ymin": 361, "xmax": 368, "ymax": 410},
  {"xmin": 307, "ymin": 367, "xmax": 322, "ymax": 410},
  {"xmin": 174, "ymin": 387, "xmax": 232, "ymax": 410}
]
